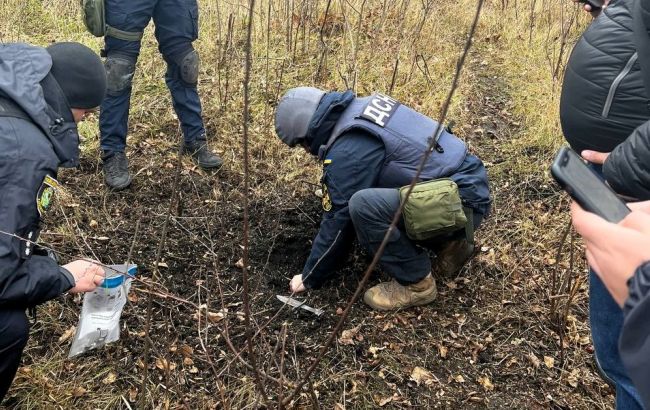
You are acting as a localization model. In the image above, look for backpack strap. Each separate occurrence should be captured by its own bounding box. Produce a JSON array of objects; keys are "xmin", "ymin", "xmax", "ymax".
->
[
  {"xmin": 463, "ymin": 206, "xmax": 475, "ymax": 246},
  {"xmin": 105, "ymin": 25, "xmax": 144, "ymax": 42},
  {"xmin": 81, "ymin": 0, "xmax": 143, "ymax": 41}
]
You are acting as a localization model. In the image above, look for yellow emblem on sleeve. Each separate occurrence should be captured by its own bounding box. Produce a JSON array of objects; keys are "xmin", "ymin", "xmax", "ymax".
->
[
  {"xmin": 36, "ymin": 175, "xmax": 59, "ymax": 217},
  {"xmin": 321, "ymin": 183, "xmax": 332, "ymax": 212}
]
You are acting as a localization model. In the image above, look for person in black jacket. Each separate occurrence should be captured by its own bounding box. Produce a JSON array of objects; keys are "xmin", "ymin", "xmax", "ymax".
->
[
  {"xmin": 560, "ymin": 0, "xmax": 650, "ymax": 407},
  {"xmin": 0, "ymin": 42, "xmax": 108, "ymax": 403},
  {"xmin": 571, "ymin": 201, "xmax": 650, "ymax": 408},
  {"xmin": 561, "ymin": 0, "xmax": 648, "ymax": 155},
  {"xmin": 573, "ymin": 0, "xmax": 650, "ymax": 201},
  {"xmin": 569, "ymin": 0, "xmax": 650, "ymax": 406},
  {"xmin": 559, "ymin": 1, "xmax": 648, "ymax": 407},
  {"xmin": 274, "ymin": 87, "xmax": 491, "ymax": 310}
]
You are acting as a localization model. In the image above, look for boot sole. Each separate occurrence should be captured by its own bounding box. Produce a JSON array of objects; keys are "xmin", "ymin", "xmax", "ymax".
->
[
  {"xmin": 106, "ymin": 177, "xmax": 132, "ymax": 191},
  {"xmin": 197, "ymin": 161, "xmax": 224, "ymax": 170}
]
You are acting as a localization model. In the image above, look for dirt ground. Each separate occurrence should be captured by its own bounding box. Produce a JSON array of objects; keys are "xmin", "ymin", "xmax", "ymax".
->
[
  {"xmin": 0, "ymin": 0, "xmax": 614, "ymax": 408},
  {"xmin": 3, "ymin": 45, "xmax": 614, "ymax": 409}
]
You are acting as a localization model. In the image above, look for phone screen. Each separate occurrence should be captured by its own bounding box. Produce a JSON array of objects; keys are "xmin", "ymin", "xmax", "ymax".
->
[{"xmin": 552, "ymin": 147, "xmax": 630, "ymax": 223}]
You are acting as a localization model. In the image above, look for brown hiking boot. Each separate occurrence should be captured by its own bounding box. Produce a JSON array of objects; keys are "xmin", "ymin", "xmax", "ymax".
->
[
  {"xmin": 433, "ymin": 239, "xmax": 475, "ymax": 277},
  {"xmin": 363, "ymin": 273, "xmax": 437, "ymax": 311}
]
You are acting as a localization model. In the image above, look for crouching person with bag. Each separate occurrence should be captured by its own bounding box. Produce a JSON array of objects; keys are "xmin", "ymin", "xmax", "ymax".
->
[{"xmin": 274, "ymin": 88, "xmax": 491, "ymax": 310}]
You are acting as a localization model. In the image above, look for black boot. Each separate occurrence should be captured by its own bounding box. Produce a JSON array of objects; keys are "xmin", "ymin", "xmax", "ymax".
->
[
  {"xmin": 183, "ymin": 138, "xmax": 223, "ymax": 169},
  {"xmin": 102, "ymin": 151, "xmax": 132, "ymax": 190},
  {"xmin": 432, "ymin": 239, "xmax": 475, "ymax": 277}
]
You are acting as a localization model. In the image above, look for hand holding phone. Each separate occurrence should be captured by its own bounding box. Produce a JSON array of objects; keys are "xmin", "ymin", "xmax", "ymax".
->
[{"xmin": 551, "ymin": 147, "xmax": 630, "ymax": 223}]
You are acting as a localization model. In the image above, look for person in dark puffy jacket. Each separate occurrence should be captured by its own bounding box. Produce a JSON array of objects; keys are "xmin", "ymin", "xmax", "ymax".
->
[
  {"xmin": 575, "ymin": 0, "xmax": 650, "ymax": 406},
  {"xmin": 0, "ymin": 42, "xmax": 108, "ymax": 403},
  {"xmin": 575, "ymin": 0, "xmax": 650, "ymax": 200},
  {"xmin": 560, "ymin": 1, "xmax": 648, "ymax": 408},
  {"xmin": 560, "ymin": 0, "xmax": 649, "ymax": 154},
  {"xmin": 274, "ymin": 87, "xmax": 491, "ymax": 311},
  {"xmin": 593, "ymin": 0, "xmax": 650, "ymax": 200}
]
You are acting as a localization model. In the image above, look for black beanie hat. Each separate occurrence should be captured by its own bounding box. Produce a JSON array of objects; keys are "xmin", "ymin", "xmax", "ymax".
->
[{"xmin": 46, "ymin": 42, "xmax": 107, "ymax": 109}]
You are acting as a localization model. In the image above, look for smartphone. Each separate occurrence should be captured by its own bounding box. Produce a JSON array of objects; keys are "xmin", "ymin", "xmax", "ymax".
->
[
  {"xmin": 579, "ymin": 0, "xmax": 604, "ymax": 11},
  {"xmin": 551, "ymin": 146, "xmax": 630, "ymax": 223}
]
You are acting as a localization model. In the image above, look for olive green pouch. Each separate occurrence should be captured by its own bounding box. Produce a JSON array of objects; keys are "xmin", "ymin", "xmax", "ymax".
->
[
  {"xmin": 80, "ymin": 0, "xmax": 106, "ymax": 37},
  {"xmin": 399, "ymin": 178, "xmax": 467, "ymax": 241},
  {"xmin": 80, "ymin": 0, "xmax": 143, "ymax": 41}
]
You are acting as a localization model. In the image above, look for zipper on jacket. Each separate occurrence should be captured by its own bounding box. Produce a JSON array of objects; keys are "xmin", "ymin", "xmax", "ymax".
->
[{"xmin": 602, "ymin": 52, "xmax": 638, "ymax": 119}]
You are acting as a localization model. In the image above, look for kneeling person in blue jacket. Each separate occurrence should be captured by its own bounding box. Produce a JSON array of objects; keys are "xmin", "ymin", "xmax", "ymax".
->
[{"xmin": 275, "ymin": 88, "xmax": 491, "ymax": 310}]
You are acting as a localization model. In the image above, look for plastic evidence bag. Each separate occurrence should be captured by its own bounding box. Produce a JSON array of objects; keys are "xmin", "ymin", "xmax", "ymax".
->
[{"xmin": 68, "ymin": 264, "xmax": 137, "ymax": 358}]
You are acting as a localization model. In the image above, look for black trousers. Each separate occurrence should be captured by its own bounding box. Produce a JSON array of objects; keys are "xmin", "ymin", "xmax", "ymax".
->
[{"xmin": 0, "ymin": 310, "xmax": 29, "ymax": 404}]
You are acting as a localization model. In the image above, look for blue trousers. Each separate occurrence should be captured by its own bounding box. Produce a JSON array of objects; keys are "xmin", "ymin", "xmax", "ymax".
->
[
  {"xmin": 587, "ymin": 163, "xmax": 643, "ymax": 409},
  {"xmin": 0, "ymin": 310, "xmax": 29, "ymax": 404},
  {"xmin": 590, "ymin": 272, "xmax": 644, "ymax": 409},
  {"xmin": 99, "ymin": 0, "xmax": 205, "ymax": 153},
  {"xmin": 348, "ymin": 188, "xmax": 482, "ymax": 285}
]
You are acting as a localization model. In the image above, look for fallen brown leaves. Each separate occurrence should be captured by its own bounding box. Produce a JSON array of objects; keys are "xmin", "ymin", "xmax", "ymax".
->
[{"xmin": 410, "ymin": 366, "xmax": 437, "ymax": 387}]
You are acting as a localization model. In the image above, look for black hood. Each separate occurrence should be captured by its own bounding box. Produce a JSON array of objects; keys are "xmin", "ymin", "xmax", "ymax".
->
[{"xmin": 0, "ymin": 43, "xmax": 80, "ymax": 168}]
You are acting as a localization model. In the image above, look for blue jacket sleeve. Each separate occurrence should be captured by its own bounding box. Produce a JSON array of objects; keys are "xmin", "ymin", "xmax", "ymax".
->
[
  {"xmin": 0, "ymin": 130, "xmax": 74, "ymax": 308},
  {"xmin": 301, "ymin": 132, "xmax": 384, "ymax": 288},
  {"xmin": 619, "ymin": 261, "xmax": 650, "ymax": 409}
]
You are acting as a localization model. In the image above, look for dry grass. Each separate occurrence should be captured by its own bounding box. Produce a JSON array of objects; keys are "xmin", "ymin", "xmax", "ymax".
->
[{"xmin": 0, "ymin": 0, "xmax": 614, "ymax": 409}]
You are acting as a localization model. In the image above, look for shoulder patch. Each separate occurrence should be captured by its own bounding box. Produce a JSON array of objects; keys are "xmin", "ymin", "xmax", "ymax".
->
[
  {"xmin": 359, "ymin": 93, "xmax": 400, "ymax": 127},
  {"xmin": 37, "ymin": 175, "xmax": 59, "ymax": 217},
  {"xmin": 321, "ymin": 183, "xmax": 333, "ymax": 212}
]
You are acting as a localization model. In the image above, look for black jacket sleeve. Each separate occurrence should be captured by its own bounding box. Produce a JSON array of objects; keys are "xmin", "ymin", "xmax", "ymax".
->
[
  {"xmin": 619, "ymin": 261, "xmax": 650, "ymax": 408},
  {"xmin": 602, "ymin": 0, "xmax": 650, "ymax": 199},
  {"xmin": 301, "ymin": 132, "xmax": 384, "ymax": 288},
  {"xmin": 0, "ymin": 121, "xmax": 74, "ymax": 308},
  {"xmin": 604, "ymin": 120, "xmax": 650, "ymax": 200}
]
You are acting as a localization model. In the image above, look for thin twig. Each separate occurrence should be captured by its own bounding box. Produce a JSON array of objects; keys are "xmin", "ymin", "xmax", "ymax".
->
[
  {"xmin": 278, "ymin": 322, "xmax": 288, "ymax": 409},
  {"xmin": 241, "ymin": 0, "xmax": 269, "ymax": 403}
]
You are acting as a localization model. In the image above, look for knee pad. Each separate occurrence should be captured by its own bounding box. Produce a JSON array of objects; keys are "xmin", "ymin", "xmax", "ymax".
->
[
  {"xmin": 105, "ymin": 54, "xmax": 136, "ymax": 96},
  {"xmin": 179, "ymin": 49, "xmax": 200, "ymax": 86}
]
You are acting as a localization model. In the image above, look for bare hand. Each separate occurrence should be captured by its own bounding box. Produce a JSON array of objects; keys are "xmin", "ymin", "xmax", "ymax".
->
[
  {"xmin": 63, "ymin": 260, "xmax": 105, "ymax": 294},
  {"xmin": 571, "ymin": 202, "xmax": 650, "ymax": 306},
  {"xmin": 289, "ymin": 274, "xmax": 307, "ymax": 294},
  {"xmin": 627, "ymin": 200, "xmax": 650, "ymax": 213},
  {"xmin": 574, "ymin": 0, "xmax": 609, "ymax": 17},
  {"xmin": 581, "ymin": 150, "xmax": 610, "ymax": 165}
]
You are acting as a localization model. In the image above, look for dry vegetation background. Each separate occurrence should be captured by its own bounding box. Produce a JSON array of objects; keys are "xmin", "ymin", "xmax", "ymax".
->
[{"xmin": 0, "ymin": 0, "xmax": 612, "ymax": 408}]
